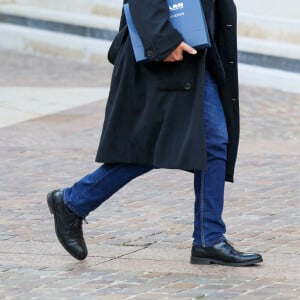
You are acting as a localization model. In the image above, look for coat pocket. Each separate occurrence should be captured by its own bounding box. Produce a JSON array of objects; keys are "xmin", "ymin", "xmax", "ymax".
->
[
  {"xmin": 146, "ymin": 55, "xmax": 198, "ymax": 91},
  {"xmin": 108, "ymin": 26, "xmax": 128, "ymax": 65}
]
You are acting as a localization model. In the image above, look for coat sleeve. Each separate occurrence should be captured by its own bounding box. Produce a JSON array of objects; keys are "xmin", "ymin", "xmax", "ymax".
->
[{"xmin": 128, "ymin": 0, "xmax": 183, "ymax": 61}]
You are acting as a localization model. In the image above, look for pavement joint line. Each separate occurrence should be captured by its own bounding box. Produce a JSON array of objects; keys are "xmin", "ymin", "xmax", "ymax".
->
[{"xmin": 95, "ymin": 245, "xmax": 155, "ymax": 265}]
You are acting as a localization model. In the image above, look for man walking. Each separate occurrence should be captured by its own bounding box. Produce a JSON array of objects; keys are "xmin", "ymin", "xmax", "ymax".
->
[{"xmin": 47, "ymin": 0, "xmax": 263, "ymax": 266}]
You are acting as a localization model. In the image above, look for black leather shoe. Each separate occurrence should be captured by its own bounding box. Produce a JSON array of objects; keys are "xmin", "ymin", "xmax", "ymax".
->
[
  {"xmin": 47, "ymin": 190, "xmax": 88, "ymax": 260},
  {"xmin": 191, "ymin": 240, "xmax": 263, "ymax": 267}
]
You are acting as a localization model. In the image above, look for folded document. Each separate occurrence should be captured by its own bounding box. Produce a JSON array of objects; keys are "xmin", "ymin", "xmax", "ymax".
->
[{"xmin": 124, "ymin": 0, "xmax": 211, "ymax": 62}]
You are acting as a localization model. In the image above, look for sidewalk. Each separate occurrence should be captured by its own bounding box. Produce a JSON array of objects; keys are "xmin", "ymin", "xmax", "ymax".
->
[{"xmin": 0, "ymin": 50, "xmax": 299, "ymax": 300}]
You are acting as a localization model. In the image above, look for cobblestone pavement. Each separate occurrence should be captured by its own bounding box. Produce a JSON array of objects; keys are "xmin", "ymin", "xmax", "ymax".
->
[{"xmin": 0, "ymin": 50, "xmax": 299, "ymax": 299}]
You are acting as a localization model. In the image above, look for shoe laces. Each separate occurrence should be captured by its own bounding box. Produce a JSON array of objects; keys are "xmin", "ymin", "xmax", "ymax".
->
[{"xmin": 71, "ymin": 217, "xmax": 88, "ymax": 229}]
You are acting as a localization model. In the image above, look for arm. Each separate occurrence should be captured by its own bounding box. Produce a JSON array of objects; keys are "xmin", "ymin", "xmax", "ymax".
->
[{"xmin": 129, "ymin": 0, "xmax": 184, "ymax": 61}]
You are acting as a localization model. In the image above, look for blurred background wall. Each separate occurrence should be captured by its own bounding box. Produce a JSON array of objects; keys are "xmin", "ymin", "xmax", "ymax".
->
[{"xmin": 0, "ymin": 0, "xmax": 299, "ymax": 78}]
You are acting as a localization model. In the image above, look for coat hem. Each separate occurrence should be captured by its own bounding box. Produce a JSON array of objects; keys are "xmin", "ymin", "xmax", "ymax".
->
[{"xmin": 95, "ymin": 158, "xmax": 234, "ymax": 183}]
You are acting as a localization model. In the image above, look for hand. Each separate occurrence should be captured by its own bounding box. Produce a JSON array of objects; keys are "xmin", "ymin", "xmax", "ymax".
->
[{"xmin": 163, "ymin": 42, "xmax": 197, "ymax": 62}]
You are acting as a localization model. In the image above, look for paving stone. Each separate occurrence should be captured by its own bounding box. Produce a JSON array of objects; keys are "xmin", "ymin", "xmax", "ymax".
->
[{"xmin": 0, "ymin": 49, "xmax": 299, "ymax": 299}]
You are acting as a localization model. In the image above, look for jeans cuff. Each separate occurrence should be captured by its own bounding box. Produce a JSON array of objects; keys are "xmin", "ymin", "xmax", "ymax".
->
[
  {"xmin": 63, "ymin": 189, "xmax": 87, "ymax": 219},
  {"xmin": 193, "ymin": 235, "xmax": 226, "ymax": 247}
]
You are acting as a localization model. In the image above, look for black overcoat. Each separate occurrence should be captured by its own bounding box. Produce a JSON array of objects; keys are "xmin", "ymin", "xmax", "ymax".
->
[{"xmin": 96, "ymin": 0, "xmax": 239, "ymax": 182}]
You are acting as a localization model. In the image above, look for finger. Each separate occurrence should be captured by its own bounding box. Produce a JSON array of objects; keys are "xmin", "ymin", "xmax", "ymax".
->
[
  {"xmin": 174, "ymin": 54, "xmax": 183, "ymax": 61},
  {"xmin": 182, "ymin": 42, "xmax": 197, "ymax": 55},
  {"xmin": 164, "ymin": 53, "xmax": 182, "ymax": 62},
  {"xmin": 163, "ymin": 57, "xmax": 175, "ymax": 62}
]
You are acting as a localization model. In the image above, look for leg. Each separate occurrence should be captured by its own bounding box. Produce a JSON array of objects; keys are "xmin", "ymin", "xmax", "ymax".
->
[
  {"xmin": 64, "ymin": 163, "xmax": 152, "ymax": 218},
  {"xmin": 47, "ymin": 163, "xmax": 152, "ymax": 260},
  {"xmin": 193, "ymin": 71, "xmax": 228, "ymax": 247},
  {"xmin": 191, "ymin": 71, "xmax": 262, "ymax": 266}
]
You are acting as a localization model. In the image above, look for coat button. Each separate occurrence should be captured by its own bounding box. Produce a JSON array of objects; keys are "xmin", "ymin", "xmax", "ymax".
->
[
  {"xmin": 184, "ymin": 82, "xmax": 192, "ymax": 90},
  {"xmin": 145, "ymin": 49, "xmax": 153, "ymax": 58}
]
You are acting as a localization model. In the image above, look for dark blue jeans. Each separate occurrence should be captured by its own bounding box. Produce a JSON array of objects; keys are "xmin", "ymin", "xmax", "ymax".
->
[{"xmin": 64, "ymin": 71, "xmax": 228, "ymax": 247}]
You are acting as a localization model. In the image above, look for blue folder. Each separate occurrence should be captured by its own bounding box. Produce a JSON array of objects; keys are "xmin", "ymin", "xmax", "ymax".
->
[{"xmin": 124, "ymin": 0, "xmax": 211, "ymax": 62}]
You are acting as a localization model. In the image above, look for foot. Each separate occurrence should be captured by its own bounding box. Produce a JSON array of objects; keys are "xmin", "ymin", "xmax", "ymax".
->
[
  {"xmin": 190, "ymin": 240, "xmax": 263, "ymax": 267},
  {"xmin": 47, "ymin": 190, "xmax": 88, "ymax": 260}
]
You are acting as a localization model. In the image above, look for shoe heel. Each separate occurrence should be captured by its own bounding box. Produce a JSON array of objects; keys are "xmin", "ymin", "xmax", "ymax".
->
[
  {"xmin": 190, "ymin": 257, "xmax": 212, "ymax": 265},
  {"xmin": 47, "ymin": 192, "xmax": 54, "ymax": 214}
]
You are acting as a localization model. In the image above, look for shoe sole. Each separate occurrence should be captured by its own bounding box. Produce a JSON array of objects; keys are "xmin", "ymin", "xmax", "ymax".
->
[
  {"xmin": 47, "ymin": 191, "xmax": 87, "ymax": 261},
  {"xmin": 190, "ymin": 256, "xmax": 263, "ymax": 267}
]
